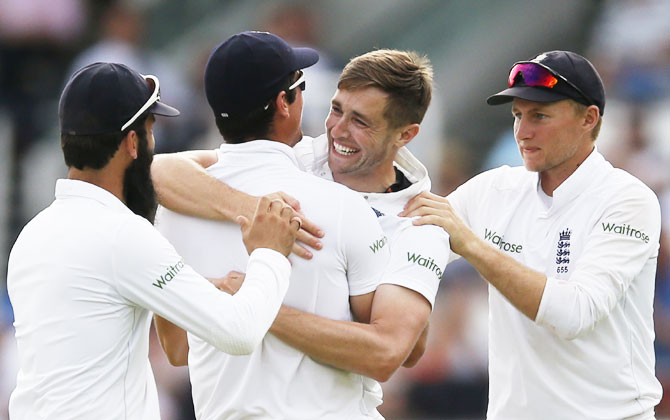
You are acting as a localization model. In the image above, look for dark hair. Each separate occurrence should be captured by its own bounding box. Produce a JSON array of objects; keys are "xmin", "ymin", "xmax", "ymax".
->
[
  {"xmin": 214, "ymin": 72, "xmax": 299, "ymax": 144},
  {"xmin": 61, "ymin": 114, "xmax": 149, "ymax": 170}
]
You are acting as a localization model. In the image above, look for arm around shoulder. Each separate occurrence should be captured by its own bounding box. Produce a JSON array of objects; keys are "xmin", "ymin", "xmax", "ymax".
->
[{"xmin": 152, "ymin": 150, "xmax": 257, "ymax": 221}]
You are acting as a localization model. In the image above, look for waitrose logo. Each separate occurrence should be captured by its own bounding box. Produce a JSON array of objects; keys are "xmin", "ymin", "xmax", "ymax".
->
[
  {"xmin": 483, "ymin": 228, "xmax": 523, "ymax": 253},
  {"xmin": 602, "ymin": 222, "xmax": 649, "ymax": 243},
  {"xmin": 407, "ymin": 252, "xmax": 443, "ymax": 279},
  {"xmin": 152, "ymin": 260, "xmax": 186, "ymax": 289},
  {"xmin": 370, "ymin": 236, "xmax": 388, "ymax": 254}
]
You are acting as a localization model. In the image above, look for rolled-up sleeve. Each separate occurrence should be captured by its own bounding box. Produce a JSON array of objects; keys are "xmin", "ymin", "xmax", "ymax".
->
[{"xmin": 535, "ymin": 186, "xmax": 660, "ymax": 339}]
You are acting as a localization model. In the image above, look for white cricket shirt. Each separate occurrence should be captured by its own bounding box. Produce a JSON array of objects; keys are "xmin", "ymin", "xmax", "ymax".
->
[
  {"xmin": 295, "ymin": 134, "xmax": 451, "ymax": 308},
  {"xmin": 7, "ymin": 179, "xmax": 290, "ymax": 420},
  {"xmin": 155, "ymin": 140, "xmax": 391, "ymax": 420},
  {"xmin": 294, "ymin": 135, "xmax": 451, "ymax": 412},
  {"xmin": 447, "ymin": 149, "xmax": 662, "ymax": 420}
]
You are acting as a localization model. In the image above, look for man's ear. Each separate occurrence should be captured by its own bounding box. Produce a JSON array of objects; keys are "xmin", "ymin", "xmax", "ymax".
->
[
  {"xmin": 583, "ymin": 105, "xmax": 599, "ymax": 131},
  {"xmin": 395, "ymin": 123, "xmax": 420, "ymax": 148},
  {"xmin": 122, "ymin": 130, "xmax": 139, "ymax": 160},
  {"xmin": 275, "ymin": 91, "xmax": 290, "ymax": 118}
]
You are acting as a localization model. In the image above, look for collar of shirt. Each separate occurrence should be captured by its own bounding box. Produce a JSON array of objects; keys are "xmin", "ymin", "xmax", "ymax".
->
[
  {"xmin": 540, "ymin": 147, "xmax": 607, "ymax": 213},
  {"xmin": 218, "ymin": 140, "xmax": 301, "ymax": 169},
  {"xmin": 55, "ymin": 178, "xmax": 132, "ymax": 215},
  {"xmin": 362, "ymin": 147, "xmax": 432, "ymax": 215}
]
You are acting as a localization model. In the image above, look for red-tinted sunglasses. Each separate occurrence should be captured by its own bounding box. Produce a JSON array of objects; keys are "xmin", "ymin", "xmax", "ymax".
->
[{"xmin": 508, "ymin": 62, "xmax": 593, "ymax": 105}]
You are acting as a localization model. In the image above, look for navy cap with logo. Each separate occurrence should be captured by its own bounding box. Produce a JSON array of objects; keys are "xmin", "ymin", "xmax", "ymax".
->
[
  {"xmin": 487, "ymin": 50, "xmax": 605, "ymax": 115},
  {"xmin": 59, "ymin": 62, "xmax": 180, "ymax": 135},
  {"xmin": 204, "ymin": 31, "xmax": 319, "ymax": 118}
]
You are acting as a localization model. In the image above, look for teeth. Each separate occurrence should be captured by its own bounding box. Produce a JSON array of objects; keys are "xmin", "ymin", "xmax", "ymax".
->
[{"xmin": 333, "ymin": 142, "xmax": 358, "ymax": 155}]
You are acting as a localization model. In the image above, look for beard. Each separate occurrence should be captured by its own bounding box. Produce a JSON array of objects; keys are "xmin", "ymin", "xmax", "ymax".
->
[{"xmin": 123, "ymin": 135, "xmax": 157, "ymax": 224}]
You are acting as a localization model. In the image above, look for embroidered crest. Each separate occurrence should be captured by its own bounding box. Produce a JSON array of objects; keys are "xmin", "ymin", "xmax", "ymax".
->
[{"xmin": 556, "ymin": 229, "xmax": 571, "ymax": 274}]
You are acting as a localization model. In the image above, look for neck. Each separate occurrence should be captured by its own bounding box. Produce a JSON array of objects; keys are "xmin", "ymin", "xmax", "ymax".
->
[
  {"xmin": 333, "ymin": 163, "xmax": 397, "ymax": 193},
  {"xmin": 540, "ymin": 145, "xmax": 594, "ymax": 196},
  {"xmin": 68, "ymin": 166, "xmax": 125, "ymax": 203}
]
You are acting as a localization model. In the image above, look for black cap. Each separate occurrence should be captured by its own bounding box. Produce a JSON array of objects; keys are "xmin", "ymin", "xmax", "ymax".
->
[
  {"xmin": 487, "ymin": 51, "xmax": 605, "ymax": 115},
  {"xmin": 59, "ymin": 62, "xmax": 180, "ymax": 135},
  {"xmin": 204, "ymin": 31, "xmax": 319, "ymax": 118}
]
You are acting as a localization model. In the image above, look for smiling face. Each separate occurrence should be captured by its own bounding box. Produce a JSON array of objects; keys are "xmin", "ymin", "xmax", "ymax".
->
[
  {"xmin": 325, "ymin": 87, "xmax": 401, "ymax": 191},
  {"xmin": 511, "ymin": 98, "xmax": 596, "ymax": 192}
]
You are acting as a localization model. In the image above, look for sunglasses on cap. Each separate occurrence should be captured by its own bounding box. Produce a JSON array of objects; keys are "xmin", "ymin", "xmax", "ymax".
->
[
  {"xmin": 121, "ymin": 74, "xmax": 160, "ymax": 131},
  {"xmin": 508, "ymin": 62, "xmax": 594, "ymax": 106},
  {"xmin": 262, "ymin": 70, "xmax": 307, "ymax": 111},
  {"xmin": 288, "ymin": 70, "xmax": 306, "ymax": 92}
]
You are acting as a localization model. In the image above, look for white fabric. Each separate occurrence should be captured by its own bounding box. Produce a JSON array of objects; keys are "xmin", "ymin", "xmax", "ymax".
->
[
  {"xmin": 295, "ymin": 135, "xmax": 451, "ymax": 307},
  {"xmin": 294, "ymin": 135, "xmax": 451, "ymax": 412},
  {"xmin": 7, "ymin": 179, "xmax": 290, "ymax": 420},
  {"xmin": 447, "ymin": 149, "xmax": 662, "ymax": 420},
  {"xmin": 155, "ymin": 140, "xmax": 390, "ymax": 420}
]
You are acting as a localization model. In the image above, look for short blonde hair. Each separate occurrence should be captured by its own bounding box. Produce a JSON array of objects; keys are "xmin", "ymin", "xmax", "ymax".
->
[
  {"xmin": 570, "ymin": 100, "xmax": 602, "ymax": 140},
  {"xmin": 338, "ymin": 49, "xmax": 433, "ymax": 128}
]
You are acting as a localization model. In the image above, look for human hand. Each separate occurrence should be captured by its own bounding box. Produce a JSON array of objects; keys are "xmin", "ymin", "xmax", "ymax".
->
[
  {"xmin": 237, "ymin": 196, "xmax": 301, "ymax": 257},
  {"xmin": 399, "ymin": 191, "xmax": 475, "ymax": 256},
  {"xmin": 209, "ymin": 271, "xmax": 246, "ymax": 295},
  {"xmin": 264, "ymin": 191, "xmax": 324, "ymax": 260}
]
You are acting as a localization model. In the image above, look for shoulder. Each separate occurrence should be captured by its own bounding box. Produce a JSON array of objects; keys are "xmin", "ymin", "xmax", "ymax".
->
[
  {"xmin": 115, "ymin": 213, "xmax": 173, "ymax": 253},
  {"xmin": 293, "ymin": 134, "xmax": 328, "ymax": 173},
  {"xmin": 453, "ymin": 165, "xmax": 530, "ymax": 197},
  {"xmin": 595, "ymin": 166, "xmax": 660, "ymax": 209}
]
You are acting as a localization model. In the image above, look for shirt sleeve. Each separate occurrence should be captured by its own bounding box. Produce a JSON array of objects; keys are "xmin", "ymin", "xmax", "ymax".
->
[
  {"xmin": 535, "ymin": 185, "xmax": 661, "ymax": 340},
  {"xmin": 113, "ymin": 216, "xmax": 291, "ymax": 354},
  {"xmin": 380, "ymin": 218, "xmax": 451, "ymax": 308},
  {"xmin": 339, "ymin": 194, "xmax": 391, "ymax": 296}
]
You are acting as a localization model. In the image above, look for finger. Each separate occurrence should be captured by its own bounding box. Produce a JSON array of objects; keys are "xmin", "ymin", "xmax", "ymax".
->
[
  {"xmin": 296, "ymin": 225, "xmax": 321, "ymax": 250},
  {"xmin": 295, "ymin": 214, "xmax": 324, "ymax": 238},
  {"xmin": 257, "ymin": 195, "xmax": 272, "ymax": 212},
  {"xmin": 268, "ymin": 198, "xmax": 285, "ymax": 214},
  {"xmin": 403, "ymin": 191, "xmax": 431, "ymax": 210},
  {"xmin": 280, "ymin": 204, "xmax": 296, "ymax": 219},
  {"xmin": 402, "ymin": 196, "xmax": 452, "ymax": 217},
  {"xmin": 401, "ymin": 198, "xmax": 430, "ymax": 216},
  {"xmin": 292, "ymin": 242, "xmax": 313, "ymax": 260},
  {"xmin": 278, "ymin": 191, "xmax": 301, "ymax": 212},
  {"xmin": 401, "ymin": 195, "xmax": 432, "ymax": 216},
  {"xmin": 236, "ymin": 215, "xmax": 249, "ymax": 229},
  {"xmin": 404, "ymin": 205, "xmax": 448, "ymax": 219},
  {"xmin": 290, "ymin": 215, "xmax": 302, "ymax": 231},
  {"xmin": 412, "ymin": 214, "xmax": 445, "ymax": 227}
]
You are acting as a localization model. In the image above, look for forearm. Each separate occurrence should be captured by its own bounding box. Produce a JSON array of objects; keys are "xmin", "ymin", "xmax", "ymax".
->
[
  {"xmin": 270, "ymin": 306, "xmax": 417, "ymax": 382},
  {"xmin": 152, "ymin": 152, "xmax": 256, "ymax": 221},
  {"xmin": 461, "ymin": 236, "xmax": 546, "ymax": 320}
]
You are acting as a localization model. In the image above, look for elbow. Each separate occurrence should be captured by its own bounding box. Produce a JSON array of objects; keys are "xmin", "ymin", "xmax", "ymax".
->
[
  {"xmin": 537, "ymin": 281, "xmax": 609, "ymax": 341},
  {"xmin": 368, "ymin": 349, "xmax": 406, "ymax": 383},
  {"xmin": 159, "ymin": 339, "xmax": 189, "ymax": 366},
  {"xmin": 214, "ymin": 328, "xmax": 264, "ymax": 356},
  {"xmin": 402, "ymin": 345, "xmax": 426, "ymax": 368},
  {"xmin": 539, "ymin": 311, "xmax": 599, "ymax": 341},
  {"xmin": 165, "ymin": 349, "xmax": 188, "ymax": 367},
  {"xmin": 556, "ymin": 321, "xmax": 597, "ymax": 341}
]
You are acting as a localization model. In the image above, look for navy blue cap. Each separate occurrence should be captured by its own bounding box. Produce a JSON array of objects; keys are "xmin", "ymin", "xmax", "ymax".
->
[
  {"xmin": 204, "ymin": 31, "xmax": 319, "ymax": 118},
  {"xmin": 487, "ymin": 51, "xmax": 606, "ymax": 115},
  {"xmin": 59, "ymin": 62, "xmax": 180, "ymax": 135}
]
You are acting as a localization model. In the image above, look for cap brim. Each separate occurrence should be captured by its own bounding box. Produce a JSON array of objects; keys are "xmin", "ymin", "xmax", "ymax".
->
[
  {"xmin": 149, "ymin": 100, "xmax": 180, "ymax": 117},
  {"xmin": 486, "ymin": 86, "xmax": 570, "ymax": 106},
  {"xmin": 292, "ymin": 47, "xmax": 320, "ymax": 70}
]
